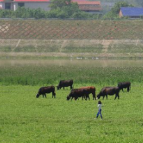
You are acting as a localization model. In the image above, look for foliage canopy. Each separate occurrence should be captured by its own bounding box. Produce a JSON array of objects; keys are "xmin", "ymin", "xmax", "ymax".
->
[
  {"xmin": 0, "ymin": 1, "xmax": 138, "ymax": 19},
  {"xmin": 103, "ymin": 1, "xmax": 134, "ymax": 19}
]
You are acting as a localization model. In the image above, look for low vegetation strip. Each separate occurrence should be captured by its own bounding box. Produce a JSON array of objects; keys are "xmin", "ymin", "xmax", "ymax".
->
[
  {"xmin": 0, "ymin": 39, "xmax": 143, "ymax": 59},
  {"xmin": 0, "ymin": 19, "xmax": 143, "ymax": 40}
]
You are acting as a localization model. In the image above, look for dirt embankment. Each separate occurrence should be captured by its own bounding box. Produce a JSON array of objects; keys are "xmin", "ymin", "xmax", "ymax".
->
[{"xmin": 1, "ymin": 19, "xmax": 143, "ymax": 59}]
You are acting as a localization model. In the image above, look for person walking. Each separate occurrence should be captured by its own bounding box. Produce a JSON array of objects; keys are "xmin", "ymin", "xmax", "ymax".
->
[{"xmin": 95, "ymin": 101, "xmax": 103, "ymax": 119}]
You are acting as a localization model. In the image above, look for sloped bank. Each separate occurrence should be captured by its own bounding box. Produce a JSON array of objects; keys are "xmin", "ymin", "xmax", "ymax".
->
[{"xmin": 0, "ymin": 39, "xmax": 143, "ymax": 59}]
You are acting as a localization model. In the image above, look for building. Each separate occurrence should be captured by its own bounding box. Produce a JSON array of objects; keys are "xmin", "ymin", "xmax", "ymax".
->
[
  {"xmin": 0, "ymin": 0, "xmax": 101, "ymax": 13},
  {"xmin": 72, "ymin": 0, "xmax": 102, "ymax": 13},
  {"xmin": 0, "ymin": 0, "xmax": 50, "ymax": 11},
  {"xmin": 119, "ymin": 7, "xmax": 143, "ymax": 18}
]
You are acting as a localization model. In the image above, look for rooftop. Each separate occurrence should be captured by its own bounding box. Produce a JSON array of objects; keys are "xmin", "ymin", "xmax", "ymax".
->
[
  {"xmin": 0, "ymin": 0, "xmax": 50, "ymax": 2},
  {"xmin": 120, "ymin": 7, "xmax": 143, "ymax": 16},
  {"xmin": 72, "ymin": 0, "xmax": 100, "ymax": 5}
]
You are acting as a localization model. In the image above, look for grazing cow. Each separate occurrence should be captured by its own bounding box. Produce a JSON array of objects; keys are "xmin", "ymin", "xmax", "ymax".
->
[
  {"xmin": 79, "ymin": 86, "xmax": 96, "ymax": 100},
  {"xmin": 67, "ymin": 88, "xmax": 89, "ymax": 101},
  {"xmin": 57, "ymin": 80, "xmax": 73, "ymax": 90},
  {"xmin": 97, "ymin": 87, "xmax": 120, "ymax": 100},
  {"xmin": 36, "ymin": 86, "xmax": 56, "ymax": 98},
  {"xmin": 118, "ymin": 82, "xmax": 131, "ymax": 92}
]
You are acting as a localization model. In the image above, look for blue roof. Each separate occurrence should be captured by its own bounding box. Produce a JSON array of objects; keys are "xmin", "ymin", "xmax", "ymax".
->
[{"xmin": 120, "ymin": 7, "xmax": 143, "ymax": 17}]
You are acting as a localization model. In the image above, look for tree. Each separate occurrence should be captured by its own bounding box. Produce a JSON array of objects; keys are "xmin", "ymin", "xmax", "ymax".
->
[
  {"xmin": 62, "ymin": 2, "xmax": 79, "ymax": 16},
  {"xmin": 103, "ymin": 1, "xmax": 134, "ymax": 19},
  {"xmin": 111, "ymin": 1, "xmax": 133, "ymax": 14},
  {"xmin": 48, "ymin": 0, "xmax": 83, "ymax": 18},
  {"xmin": 50, "ymin": 0, "xmax": 72, "ymax": 9}
]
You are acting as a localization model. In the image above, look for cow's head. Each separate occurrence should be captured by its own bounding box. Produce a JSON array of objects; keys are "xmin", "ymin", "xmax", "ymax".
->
[
  {"xmin": 57, "ymin": 86, "xmax": 60, "ymax": 90},
  {"xmin": 118, "ymin": 83, "xmax": 122, "ymax": 88},
  {"xmin": 97, "ymin": 93, "xmax": 101, "ymax": 99},
  {"xmin": 67, "ymin": 95, "xmax": 70, "ymax": 100},
  {"xmin": 36, "ymin": 94, "xmax": 40, "ymax": 98}
]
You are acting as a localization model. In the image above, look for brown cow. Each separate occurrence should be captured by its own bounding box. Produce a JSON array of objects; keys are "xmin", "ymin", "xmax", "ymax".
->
[
  {"xmin": 36, "ymin": 86, "xmax": 56, "ymax": 98},
  {"xmin": 67, "ymin": 88, "xmax": 89, "ymax": 101},
  {"xmin": 97, "ymin": 87, "xmax": 120, "ymax": 100},
  {"xmin": 57, "ymin": 80, "xmax": 73, "ymax": 90},
  {"xmin": 118, "ymin": 82, "xmax": 131, "ymax": 92},
  {"xmin": 79, "ymin": 86, "xmax": 96, "ymax": 100}
]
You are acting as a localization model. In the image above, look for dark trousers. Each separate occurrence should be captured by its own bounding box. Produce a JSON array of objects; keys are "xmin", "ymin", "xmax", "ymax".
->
[{"xmin": 96, "ymin": 109, "xmax": 102, "ymax": 119}]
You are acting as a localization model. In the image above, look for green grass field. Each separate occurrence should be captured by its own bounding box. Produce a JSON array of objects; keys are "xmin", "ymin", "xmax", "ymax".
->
[
  {"xmin": 1, "ymin": 19, "xmax": 143, "ymax": 142},
  {"xmin": 0, "ymin": 84, "xmax": 142, "ymax": 143},
  {"xmin": 0, "ymin": 59, "xmax": 143, "ymax": 142}
]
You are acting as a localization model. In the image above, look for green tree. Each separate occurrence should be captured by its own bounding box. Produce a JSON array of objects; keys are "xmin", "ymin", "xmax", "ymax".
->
[
  {"xmin": 111, "ymin": 1, "xmax": 133, "ymax": 14},
  {"xmin": 62, "ymin": 2, "xmax": 79, "ymax": 16},
  {"xmin": 103, "ymin": 1, "xmax": 134, "ymax": 19},
  {"xmin": 50, "ymin": 0, "xmax": 72, "ymax": 9},
  {"xmin": 48, "ymin": 0, "xmax": 83, "ymax": 18}
]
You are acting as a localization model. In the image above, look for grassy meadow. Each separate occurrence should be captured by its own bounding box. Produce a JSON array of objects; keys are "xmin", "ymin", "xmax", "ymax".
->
[{"xmin": 0, "ymin": 59, "xmax": 143, "ymax": 143}]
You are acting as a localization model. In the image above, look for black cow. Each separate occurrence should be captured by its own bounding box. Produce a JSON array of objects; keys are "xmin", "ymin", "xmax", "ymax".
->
[
  {"xmin": 57, "ymin": 80, "xmax": 73, "ymax": 90},
  {"xmin": 67, "ymin": 88, "xmax": 89, "ymax": 101},
  {"xmin": 118, "ymin": 82, "xmax": 131, "ymax": 92},
  {"xmin": 36, "ymin": 86, "xmax": 56, "ymax": 98},
  {"xmin": 97, "ymin": 87, "xmax": 120, "ymax": 100}
]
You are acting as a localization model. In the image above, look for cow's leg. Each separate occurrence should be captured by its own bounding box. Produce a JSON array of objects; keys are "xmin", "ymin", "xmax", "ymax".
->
[
  {"xmin": 86, "ymin": 94, "xmax": 89, "ymax": 100},
  {"xmin": 73, "ymin": 96, "xmax": 77, "ymax": 100},
  {"xmin": 43, "ymin": 94, "xmax": 46, "ymax": 98},
  {"xmin": 52, "ymin": 92, "xmax": 56, "ymax": 98},
  {"xmin": 82, "ymin": 95, "xmax": 84, "ymax": 100},
  {"xmin": 84, "ymin": 94, "xmax": 88, "ymax": 100},
  {"xmin": 93, "ymin": 93, "xmax": 95, "ymax": 100},
  {"xmin": 114, "ymin": 93, "xmax": 119, "ymax": 100},
  {"xmin": 42, "ymin": 94, "xmax": 45, "ymax": 98},
  {"xmin": 117, "ymin": 93, "xmax": 119, "ymax": 99},
  {"xmin": 70, "ymin": 85, "xmax": 72, "ymax": 89},
  {"xmin": 127, "ymin": 87, "xmax": 129, "ymax": 92},
  {"xmin": 88, "ymin": 95, "xmax": 90, "ymax": 100}
]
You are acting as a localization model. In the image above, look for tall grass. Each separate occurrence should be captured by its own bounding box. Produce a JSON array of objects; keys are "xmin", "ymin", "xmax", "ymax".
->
[{"xmin": 0, "ymin": 60, "xmax": 143, "ymax": 86}]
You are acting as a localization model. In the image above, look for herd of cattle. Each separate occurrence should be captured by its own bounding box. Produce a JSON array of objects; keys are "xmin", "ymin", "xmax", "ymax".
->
[{"xmin": 36, "ymin": 80, "xmax": 131, "ymax": 100}]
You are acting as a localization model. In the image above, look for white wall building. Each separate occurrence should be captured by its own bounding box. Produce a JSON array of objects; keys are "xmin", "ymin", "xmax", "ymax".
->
[{"xmin": 0, "ymin": 0, "xmax": 50, "ymax": 11}]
